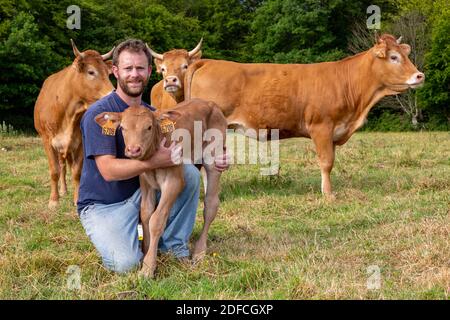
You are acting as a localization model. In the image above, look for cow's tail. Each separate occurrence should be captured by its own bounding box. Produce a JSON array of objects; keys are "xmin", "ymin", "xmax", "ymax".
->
[{"xmin": 185, "ymin": 60, "xmax": 208, "ymax": 101}]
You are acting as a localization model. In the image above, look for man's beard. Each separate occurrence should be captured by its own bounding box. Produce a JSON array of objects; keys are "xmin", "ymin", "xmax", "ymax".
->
[{"xmin": 118, "ymin": 76, "xmax": 149, "ymax": 97}]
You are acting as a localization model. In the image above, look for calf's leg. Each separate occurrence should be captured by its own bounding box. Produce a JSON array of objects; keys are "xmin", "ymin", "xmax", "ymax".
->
[
  {"xmin": 192, "ymin": 164, "xmax": 221, "ymax": 262},
  {"xmin": 140, "ymin": 179, "xmax": 184, "ymax": 278},
  {"xmin": 139, "ymin": 177, "xmax": 156, "ymax": 256}
]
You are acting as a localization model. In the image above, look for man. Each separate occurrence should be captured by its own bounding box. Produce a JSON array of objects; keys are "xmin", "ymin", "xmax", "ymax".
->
[{"xmin": 77, "ymin": 39, "xmax": 229, "ymax": 273}]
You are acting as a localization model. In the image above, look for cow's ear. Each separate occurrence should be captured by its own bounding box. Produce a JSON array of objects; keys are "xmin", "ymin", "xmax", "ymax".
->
[
  {"xmin": 154, "ymin": 58, "xmax": 163, "ymax": 73},
  {"xmin": 157, "ymin": 110, "xmax": 182, "ymax": 122},
  {"xmin": 94, "ymin": 112, "xmax": 122, "ymax": 128},
  {"xmin": 105, "ymin": 60, "xmax": 113, "ymax": 75},
  {"xmin": 400, "ymin": 44, "xmax": 411, "ymax": 56},
  {"xmin": 189, "ymin": 50, "xmax": 202, "ymax": 62},
  {"xmin": 373, "ymin": 41, "xmax": 387, "ymax": 58}
]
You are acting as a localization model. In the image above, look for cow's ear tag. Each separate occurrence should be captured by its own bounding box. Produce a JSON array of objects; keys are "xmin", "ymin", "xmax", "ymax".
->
[
  {"xmin": 102, "ymin": 115, "xmax": 116, "ymax": 136},
  {"xmin": 160, "ymin": 118, "xmax": 176, "ymax": 134}
]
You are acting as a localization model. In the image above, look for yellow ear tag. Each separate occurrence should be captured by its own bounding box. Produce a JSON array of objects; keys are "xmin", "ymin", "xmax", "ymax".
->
[
  {"xmin": 160, "ymin": 118, "xmax": 176, "ymax": 134},
  {"xmin": 102, "ymin": 118, "xmax": 116, "ymax": 136}
]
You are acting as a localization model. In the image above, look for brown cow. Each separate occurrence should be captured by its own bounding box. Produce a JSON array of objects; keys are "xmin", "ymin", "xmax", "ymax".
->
[
  {"xmin": 185, "ymin": 34, "xmax": 425, "ymax": 196},
  {"xmin": 94, "ymin": 98, "xmax": 227, "ymax": 278},
  {"xmin": 148, "ymin": 39, "xmax": 202, "ymax": 109},
  {"xmin": 34, "ymin": 40, "xmax": 115, "ymax": 209}
]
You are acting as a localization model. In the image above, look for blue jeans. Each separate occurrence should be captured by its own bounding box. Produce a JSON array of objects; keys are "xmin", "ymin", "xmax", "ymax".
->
[{"xmin": 79, "ymin": 165, "xmax": 200, "ymax": 273}]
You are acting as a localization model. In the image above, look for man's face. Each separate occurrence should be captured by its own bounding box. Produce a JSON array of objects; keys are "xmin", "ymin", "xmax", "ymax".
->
[{"xmin": 113, "ymin": 50, "xmax": 152, "ymax": 97}]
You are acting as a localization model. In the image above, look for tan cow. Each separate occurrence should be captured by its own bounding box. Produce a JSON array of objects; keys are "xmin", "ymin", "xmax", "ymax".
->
[
  {"xmin": 34, "ymin": 40, "xmax": 114, "ymax": 209},
  {"xmin": 148, "ymin": 39, "xmax": 203, "ymax": 109},
  {"xmin": 185, "ymin": 34, "xmax": 425, "ymax": 196},
  {"xmin": 94, "ymin": 98, "xmax": 227, "ymax": 278}
]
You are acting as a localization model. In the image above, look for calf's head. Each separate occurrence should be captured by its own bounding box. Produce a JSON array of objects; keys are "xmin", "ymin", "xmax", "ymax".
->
[
  {"xmin": 147, "ymin": 39, "xmax": 202, "ymax": 96},
  {"xmin": 94, "ymin": 106, "xmax": 181, "ymax": 160},
  {"xmin": 370, "ymin": 34, "xmax": 424, "ymax": 93}
]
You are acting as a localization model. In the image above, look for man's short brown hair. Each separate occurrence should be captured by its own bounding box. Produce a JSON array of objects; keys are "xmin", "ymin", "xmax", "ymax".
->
[{"xmin": 112, "ymin": 39, "xmax": 152, "ymax": 67}]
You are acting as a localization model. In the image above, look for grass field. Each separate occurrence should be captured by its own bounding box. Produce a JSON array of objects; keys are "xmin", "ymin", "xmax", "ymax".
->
[{"xmin": 0, "ymin": 131, "xmax": 449, "ymax": 299}]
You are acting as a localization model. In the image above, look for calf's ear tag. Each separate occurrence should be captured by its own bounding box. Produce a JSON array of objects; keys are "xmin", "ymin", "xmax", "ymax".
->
[
  {"xmin": 160, "ymin": 118, "xmax": 176, "ymax": 134},
  {"xmin": 102, "ymin": 115, "xmax": 116, "ymax": 136}
]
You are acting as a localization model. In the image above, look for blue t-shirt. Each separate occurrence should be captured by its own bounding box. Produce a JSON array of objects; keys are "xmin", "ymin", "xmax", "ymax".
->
[{"xmin": 77, "ymin": 91, "xmax": 155, "ymax": 214}]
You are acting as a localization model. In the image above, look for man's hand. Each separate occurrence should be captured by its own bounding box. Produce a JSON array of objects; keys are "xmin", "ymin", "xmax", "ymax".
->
[
  {"xmin": 143, "ymin": 137, "xmax": 182, "ymax": 170},
  {"xmin": 214, "ymin": 148, "xmax": 231, "ymax": 172}
]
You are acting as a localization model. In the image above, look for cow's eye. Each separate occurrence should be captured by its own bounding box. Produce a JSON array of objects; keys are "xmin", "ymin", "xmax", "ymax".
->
[
  {"xmin": 161, "ymin": 67, "xmax": 166, "ymax": 73},
  {"xmin": 390, "ymin": 55, "xmax": 399, "ymax": 63},
  {"xmin": 88, "ymin": 70, "xmax": 95, "ymax": 76},
  {"xmin": 147, "ymin": 125, "xmax": 152, "ymax": 130},
  {"xmin": 182, "ymin": 64, "xmax": 188, "ymax": 69}
]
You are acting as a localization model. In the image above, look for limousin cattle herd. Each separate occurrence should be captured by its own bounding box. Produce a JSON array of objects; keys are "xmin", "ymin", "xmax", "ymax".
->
[{"xmin": 33, "ymin": 34, "xmax": 424, "ymax": 276}]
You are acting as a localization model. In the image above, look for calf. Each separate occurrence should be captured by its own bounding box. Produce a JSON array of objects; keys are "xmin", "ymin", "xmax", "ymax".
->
[{"xmin": 95, "ymin": 99, "xmax": 227, "ymax": 278}]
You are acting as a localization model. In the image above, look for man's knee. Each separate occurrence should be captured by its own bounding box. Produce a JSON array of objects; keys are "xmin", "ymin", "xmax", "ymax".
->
[
  {"xmin": 183, "ymin": 165, "xmax": 201, "ymax": 191},
  {"xmin": 103, "ymin": 251, "xmax": 142, "ymax": 274}
]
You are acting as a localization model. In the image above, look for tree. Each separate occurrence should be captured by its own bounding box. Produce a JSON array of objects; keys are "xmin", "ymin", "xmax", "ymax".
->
[
  {"xmin": 0, "ymin": 12, "xmax": 56, "ymax": 112},
  {"xmin": 418, "ymin": 2, "xmax": 450, "ymax": 127},
  {"xmin": 245, "ymin": 0, "xmax": 395, "ymax": 63}
]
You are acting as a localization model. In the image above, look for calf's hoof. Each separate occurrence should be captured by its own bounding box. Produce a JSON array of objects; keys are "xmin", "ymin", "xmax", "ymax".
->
[
  {"xmin": 139, "ymin": 265, "xmax": 155, "ymax": 279},
  {"xmin": 192, "ymin": 250, "xmax": 206, "ymax": 264}
]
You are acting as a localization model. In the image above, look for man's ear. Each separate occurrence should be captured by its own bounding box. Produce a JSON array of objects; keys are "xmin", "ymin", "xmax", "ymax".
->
[
  {"xmin": 400, "ymin": 44, "xmax": 411, "ymax": 56},
  {"xmin": 373, "ymin": 40, "xmax": 387, "ymax": 58},
  {"xmin": 111, "ymin": 64, "xmax": 119, "ymax": 79},
  {"xmin": 189, "ymin": 50, "xmax": 202, "ymax": 63},
  {"xmin": 105, "ymin": 60, "xmax": 113, "ymax": 75},
  {"xmin": 94, "ymin": 112, "xmax": 122, "ymax": 128},
  {"xmin": 154, "ymin": 58, "xmax": 163, "ymax": 73},
  {"xmin": 157, "ymin": 110, "xmax": 182, "ymax": 122}
]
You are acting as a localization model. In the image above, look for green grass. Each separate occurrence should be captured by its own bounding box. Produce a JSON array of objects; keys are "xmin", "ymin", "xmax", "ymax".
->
[{"xmin": 0, "ymin": 132, "xmax": 449, "ymax": 299}]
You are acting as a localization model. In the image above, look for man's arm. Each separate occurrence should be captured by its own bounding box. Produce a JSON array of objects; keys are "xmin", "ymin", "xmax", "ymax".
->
[{"xmin": 96, "ymin": 138, "xmax": 182, "ymax": 181}]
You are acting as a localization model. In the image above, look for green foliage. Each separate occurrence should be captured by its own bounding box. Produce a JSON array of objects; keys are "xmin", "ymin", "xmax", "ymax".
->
[
  {"xmin": 362, "ymin": 109, "xmax": 416, "ymax": 132},
  {"xmin": 417, "ymin": 2, "xmax": 450, "ymax": 123},
  {"xmin": 245, "ymin": 0, "xmax": 394, "ymax": 63},
  {"xmin": 0, "ymin": 12, "xmax": 58, "ymax": 111}
]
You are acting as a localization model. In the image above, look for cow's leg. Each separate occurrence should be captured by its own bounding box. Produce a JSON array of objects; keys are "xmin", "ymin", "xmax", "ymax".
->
[
  {"xmin": 58, "ymin": 154, "xmax": 67, "ymax": 197},
  {"xmin": 42, "ymin": 139, "xmax": 61, "ymax": 209},
  {"xmin": 140, "ymin": 180, "xmax": 184, "ymax": 278},
  {"xmin": 70, "ymin": 146, "xmax": 83, "ymax": 206},
  {"xmin": 139, "ymin": 177, "xmax": 156, "ymax": 256},
  {"xmin": 192, "ymin": 164, "xmax": 221, "ymax": 262},
  {"xmin": 311, "ymin": 127, "xmax": 335, "ymax": 197}
]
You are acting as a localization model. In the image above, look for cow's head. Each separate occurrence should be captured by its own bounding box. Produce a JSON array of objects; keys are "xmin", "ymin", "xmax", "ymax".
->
[
  {"xmin": 370, "ymin": 34, "xmax": 424, "ymax": 93},
  {"xmin": 147, "ymin": 39, "xmax": 202, "ymax": 97},
  {"xmin": 95, "ymin": 106, "xmax": 181, "ymax": 160},
  {"xmin": 71, "ymin": 39, "xmax": 115, "ymax": 103}
]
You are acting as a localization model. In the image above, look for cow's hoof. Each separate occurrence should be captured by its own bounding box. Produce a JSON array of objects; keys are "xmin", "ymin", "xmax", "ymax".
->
[
  {"xmin": 325, "ymin": 193, "xmax": 336, "ymax": 201},
  {"xmin": 48, "ymin": 200, "xmax": 58, "ymax": 210}
]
